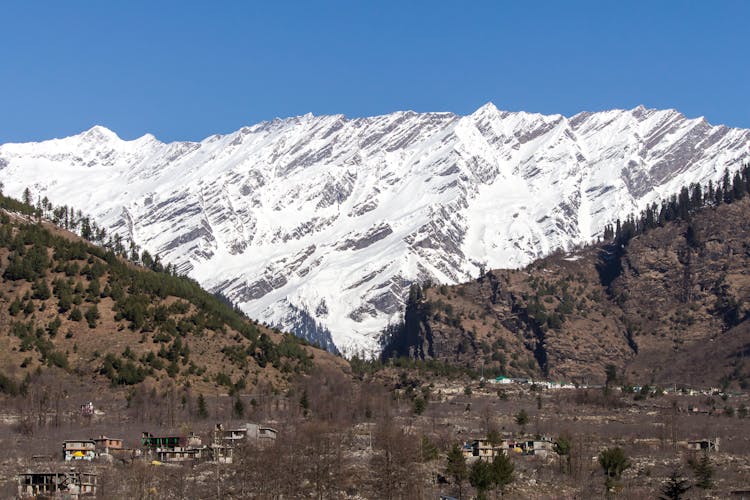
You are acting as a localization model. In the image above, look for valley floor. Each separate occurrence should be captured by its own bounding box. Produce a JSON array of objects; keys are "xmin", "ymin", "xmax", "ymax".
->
[{"xmin": 1, "ymin": 371, "xmax": 748, "ymax": 499}]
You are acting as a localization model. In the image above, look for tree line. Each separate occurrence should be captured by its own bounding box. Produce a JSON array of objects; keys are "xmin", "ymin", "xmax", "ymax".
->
[{"xmin": 603, "ymin": 165, "xmax": 750, "ymax": 247}]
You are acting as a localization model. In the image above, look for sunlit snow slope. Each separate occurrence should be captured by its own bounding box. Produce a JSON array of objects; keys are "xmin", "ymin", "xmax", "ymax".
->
[{"xmin": 1, "ymin": 104, "xmax": 748, "ymax": 355}]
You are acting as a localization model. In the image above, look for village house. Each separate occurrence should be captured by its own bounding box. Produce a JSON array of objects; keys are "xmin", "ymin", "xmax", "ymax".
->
[
  {"xmin": 209, "ymin": 423, "xmax": 279, "ymax": 463},
  {"xmin": 63, "ymin": 440, "xmax": 96, "ymax": 462},
  {"xmin": 462, "ymin": 438, "xmax": 504, "ymax": 460},
  {"xmin": 18, "ymin": 470, "xmax": 97, "ymax": 498},
  {"xmin": 93, "ymin": 435, "xmax": 139, "ymax": 462},
  {"xmin": 211, "ymin": 424, "xmax": 243, "ymax": 464},
  {"xmin": 214, "ymin": 423, "xmax": 248, "ymax": 447},
  {"xmin": 519, "ymin": 437, "xmax": 555, "ymax": 458},
  {"xmin": 490, "ymin": 376, "xmax": 577, "ymax": 390},
  {"xmin": 93, "ymin": 435, "xmax": 123, "ymax": 454},
  {"xmin": 141, "ymin": 433, "xmax": 184, "ymax": 450},
  {"xmin": 492, "ymin": 375, "xmax": 513, "ymax": 385},
  {"xmin": 156, "ymin": 446, "xmax": 203, "ymax": 463},
  {"xmin": 244, "ymin": 423, "xmax": 278, "ymax": 443},
  {"xmin": 138, "ymin": 424, "xmax": 278, "ymax": 465},
  {"xmin": 142, "ymin": 431, "xmax": 204, "ymax": 464},
  {"xmin": 686, "ymin": 438, "xmax": 720, "ymax": 453},
  {"xmin": 461, "ymin": 435, "xmax": 555, "ymax": 460},
  {"xmin": 541, "ymin": 381, "xmax": 577, "ymax": 390}
]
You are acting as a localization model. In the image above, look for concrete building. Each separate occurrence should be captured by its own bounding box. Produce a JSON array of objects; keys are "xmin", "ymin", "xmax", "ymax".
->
[
  {"xmin": 63, "ymin": 440, "xmax": 96, "ymax": 462},
  {"xmin": 686, "ymin": 438, "xmax": 720, "ymax": 453},
  {"xmin": 460, "ymin": 435, "xmax": 555, "ymax": 460},
  {"xmin": 503, "ymin": 436, "xmax": 554, "ymax": 457},
  {"xmin": 141, "ymin": 433, "xmax": 184, "ymax": 450},
  {"xmin": 155, "ymin": 446, "xmax": 203, "ymax": 463},
  {"xmin": 214, "ymin": 424, "xmax": 247, "ymax": 447},
  {"xmin": 142, "ymin": 431, "xmax": 203, "ymax": 463},
  {"xmin": 93, "ymin": 435, "xmax": 123, "ymax": 454},
  {"xmin": 244, "ymin": 423, "xmax": 278, "ymax": 443},
  {"xmin": 461, "ymin": 438, "xmax": 504, "ymax": 460},
  {"xmin": 208, "ymin": 423, "xmax": 278, "ymax": 463},
  {"xmin": 492, "ymin": 376, "xmax": 513, "ymax": 385},
  {"xmin": 18, "ymin": 470, "xmax": 97, "ymax": 498}
]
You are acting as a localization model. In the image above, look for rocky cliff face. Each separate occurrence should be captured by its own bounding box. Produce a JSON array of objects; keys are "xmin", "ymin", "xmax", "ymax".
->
[
  {"xmin": 383, "ymin": 198, "xmax": 750, "ymax": 385},
  {"xmin": 611, "ymin": 198, "xmax": 750, "ymax": 384},
  {"xmin": 0, "ymin": 104, "xmax": 748, "ymax": 354}
]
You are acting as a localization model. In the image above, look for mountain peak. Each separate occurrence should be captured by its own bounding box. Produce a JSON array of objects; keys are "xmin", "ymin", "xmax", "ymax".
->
[
  {"xmin": 473, "ymin": 101, "xmax": 500, "ymax": 115},
  {"xmin": 80, "ymin": 125, "xmax": 120, "ymax": 142}
]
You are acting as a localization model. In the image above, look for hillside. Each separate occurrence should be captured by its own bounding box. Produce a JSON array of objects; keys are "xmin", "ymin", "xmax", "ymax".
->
[
  {"xmin": 382, "ymin": 186, "xmax": 750, "ymax": 387},
  {"xmin": 1, "ymin": 105, "xmax": 748, "ymax": 355},
  {"xmin": 0, "ymin": 195, "xmax": 345, "ymax": 397}
]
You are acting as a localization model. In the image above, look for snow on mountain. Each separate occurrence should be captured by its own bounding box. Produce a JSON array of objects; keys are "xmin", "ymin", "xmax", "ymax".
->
[{"xmin": 1, "ymin": 104, "xmax": 748, "ymax": 355}]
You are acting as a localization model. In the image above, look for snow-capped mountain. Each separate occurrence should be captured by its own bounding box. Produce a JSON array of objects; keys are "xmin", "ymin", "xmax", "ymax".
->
[{"xmin": 1, "ymin": 104, "xmax": 748, "ymax": 355}]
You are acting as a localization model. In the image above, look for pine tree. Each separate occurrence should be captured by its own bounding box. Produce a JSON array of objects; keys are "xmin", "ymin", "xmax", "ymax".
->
[
  {"xmin": 32, "ymin": 279, "xmax": 51, "ymax": 300},
  {"xmin": 57, "ymin": 291, "xmax": 72, "ymax": 313},
  {"xmin": 554, "ymin": 435, "xmax": 572, "ymax": 474},
  {"xmin": 678, "ymin": 186, "xmax": 691, "ymax": 220},
  {"xmin": 69, "ymin": 307, "xmax": 82, "ymax": 322},
  {"xmin": 689, "ymin": 453, "xmax": 713, "ymax": 489},
  {"xmin": 446, "ymin": 443, "xmax": 468, "ymax": 499},
  {"xmin": 8, "ymin": 296, "xmax": 22, "ymax": 316},
  {"xmin": 87, "ymin": 278, "xmax": 101, "ymax": 301},
  {"xmin": 233, "ymin": 397, "xmax": 244, "ymax": 419},
  {"xmin": 23, "ymin": 299, "xmax": 35, "ymax": 316},
  {"xmin": 85, "ymin": 304, "xmax": 100, "ymax": 328},
  {"xmin": 22, "ymin": 187, "xmax": 32, "ymax": 206},
  {"xmin": 300, "ymin": 389, "xmax": 310, "ymax": 416},
  {"xmin": 514, "ymin": 409, "xmax": 529, "ymax": 434},
  {"xmin": 659, "ymin": 468, "xmax": 691, "ymax": 499},
  {"xmin": 690, "ymin": 183, "xmax": 703, "ymax": 210},
  {"xmin": 604, "ymin": 364, "xmax": 618, "ymax": 396},
  {"xmin": 197, "ymin": 394, "xmax": 209, "ymax": 419},
  {"xmin": 413, "ymin": 396, "xmax": 426, "ymax": 415},
  {"xmin": 469, "ymin": 459, "xmax": 494, "ymax": 500},
  {"xmin": 599, "ymin": 447, "xmax": 630, "ymax": 491},
  {"xmin": 491, "ymin": 451, "xmax": 514, "ymax": 494},
  {"xmin": 714, "ymin": 185, "xmax": 724, "ymax": 206}
]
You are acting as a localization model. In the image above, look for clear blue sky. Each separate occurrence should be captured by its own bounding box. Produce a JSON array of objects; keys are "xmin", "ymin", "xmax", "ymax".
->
[{"xmin": 1, "ymin": 1, "xmax": 748, "ymax": 143}]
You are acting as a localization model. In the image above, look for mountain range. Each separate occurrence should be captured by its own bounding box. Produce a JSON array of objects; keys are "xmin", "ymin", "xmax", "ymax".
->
[{"xmin": 1, "ymin": 103, "xmax": 748, "ymax": 355}]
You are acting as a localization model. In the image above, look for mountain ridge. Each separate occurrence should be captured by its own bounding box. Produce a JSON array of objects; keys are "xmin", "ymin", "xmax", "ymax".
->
[
  {"xmin": 12, "ymin": 102, "xmax": 712, "ymax": 146},
  {"xmin": 1, "ymin": 104, "xmax": 748, "ymax": 355}
]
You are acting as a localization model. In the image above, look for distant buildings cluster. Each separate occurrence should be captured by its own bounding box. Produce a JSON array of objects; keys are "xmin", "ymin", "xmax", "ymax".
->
[
  {"xmin": 18, "ymin": 422, "xmax": 277, "ymax": 498},
  {"xmin": 462, "ymin": 435, "xmax": 555, "ymax": 460},
  {"xmin": 490, "ymin": 376, "xmax": 576, "ymax": 390}
]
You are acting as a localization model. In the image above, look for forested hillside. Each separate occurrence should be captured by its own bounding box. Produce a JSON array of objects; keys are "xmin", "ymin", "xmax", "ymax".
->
[{"xmin": 0, "ymin": 193, "xmax": 342, "ymax": 397}]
